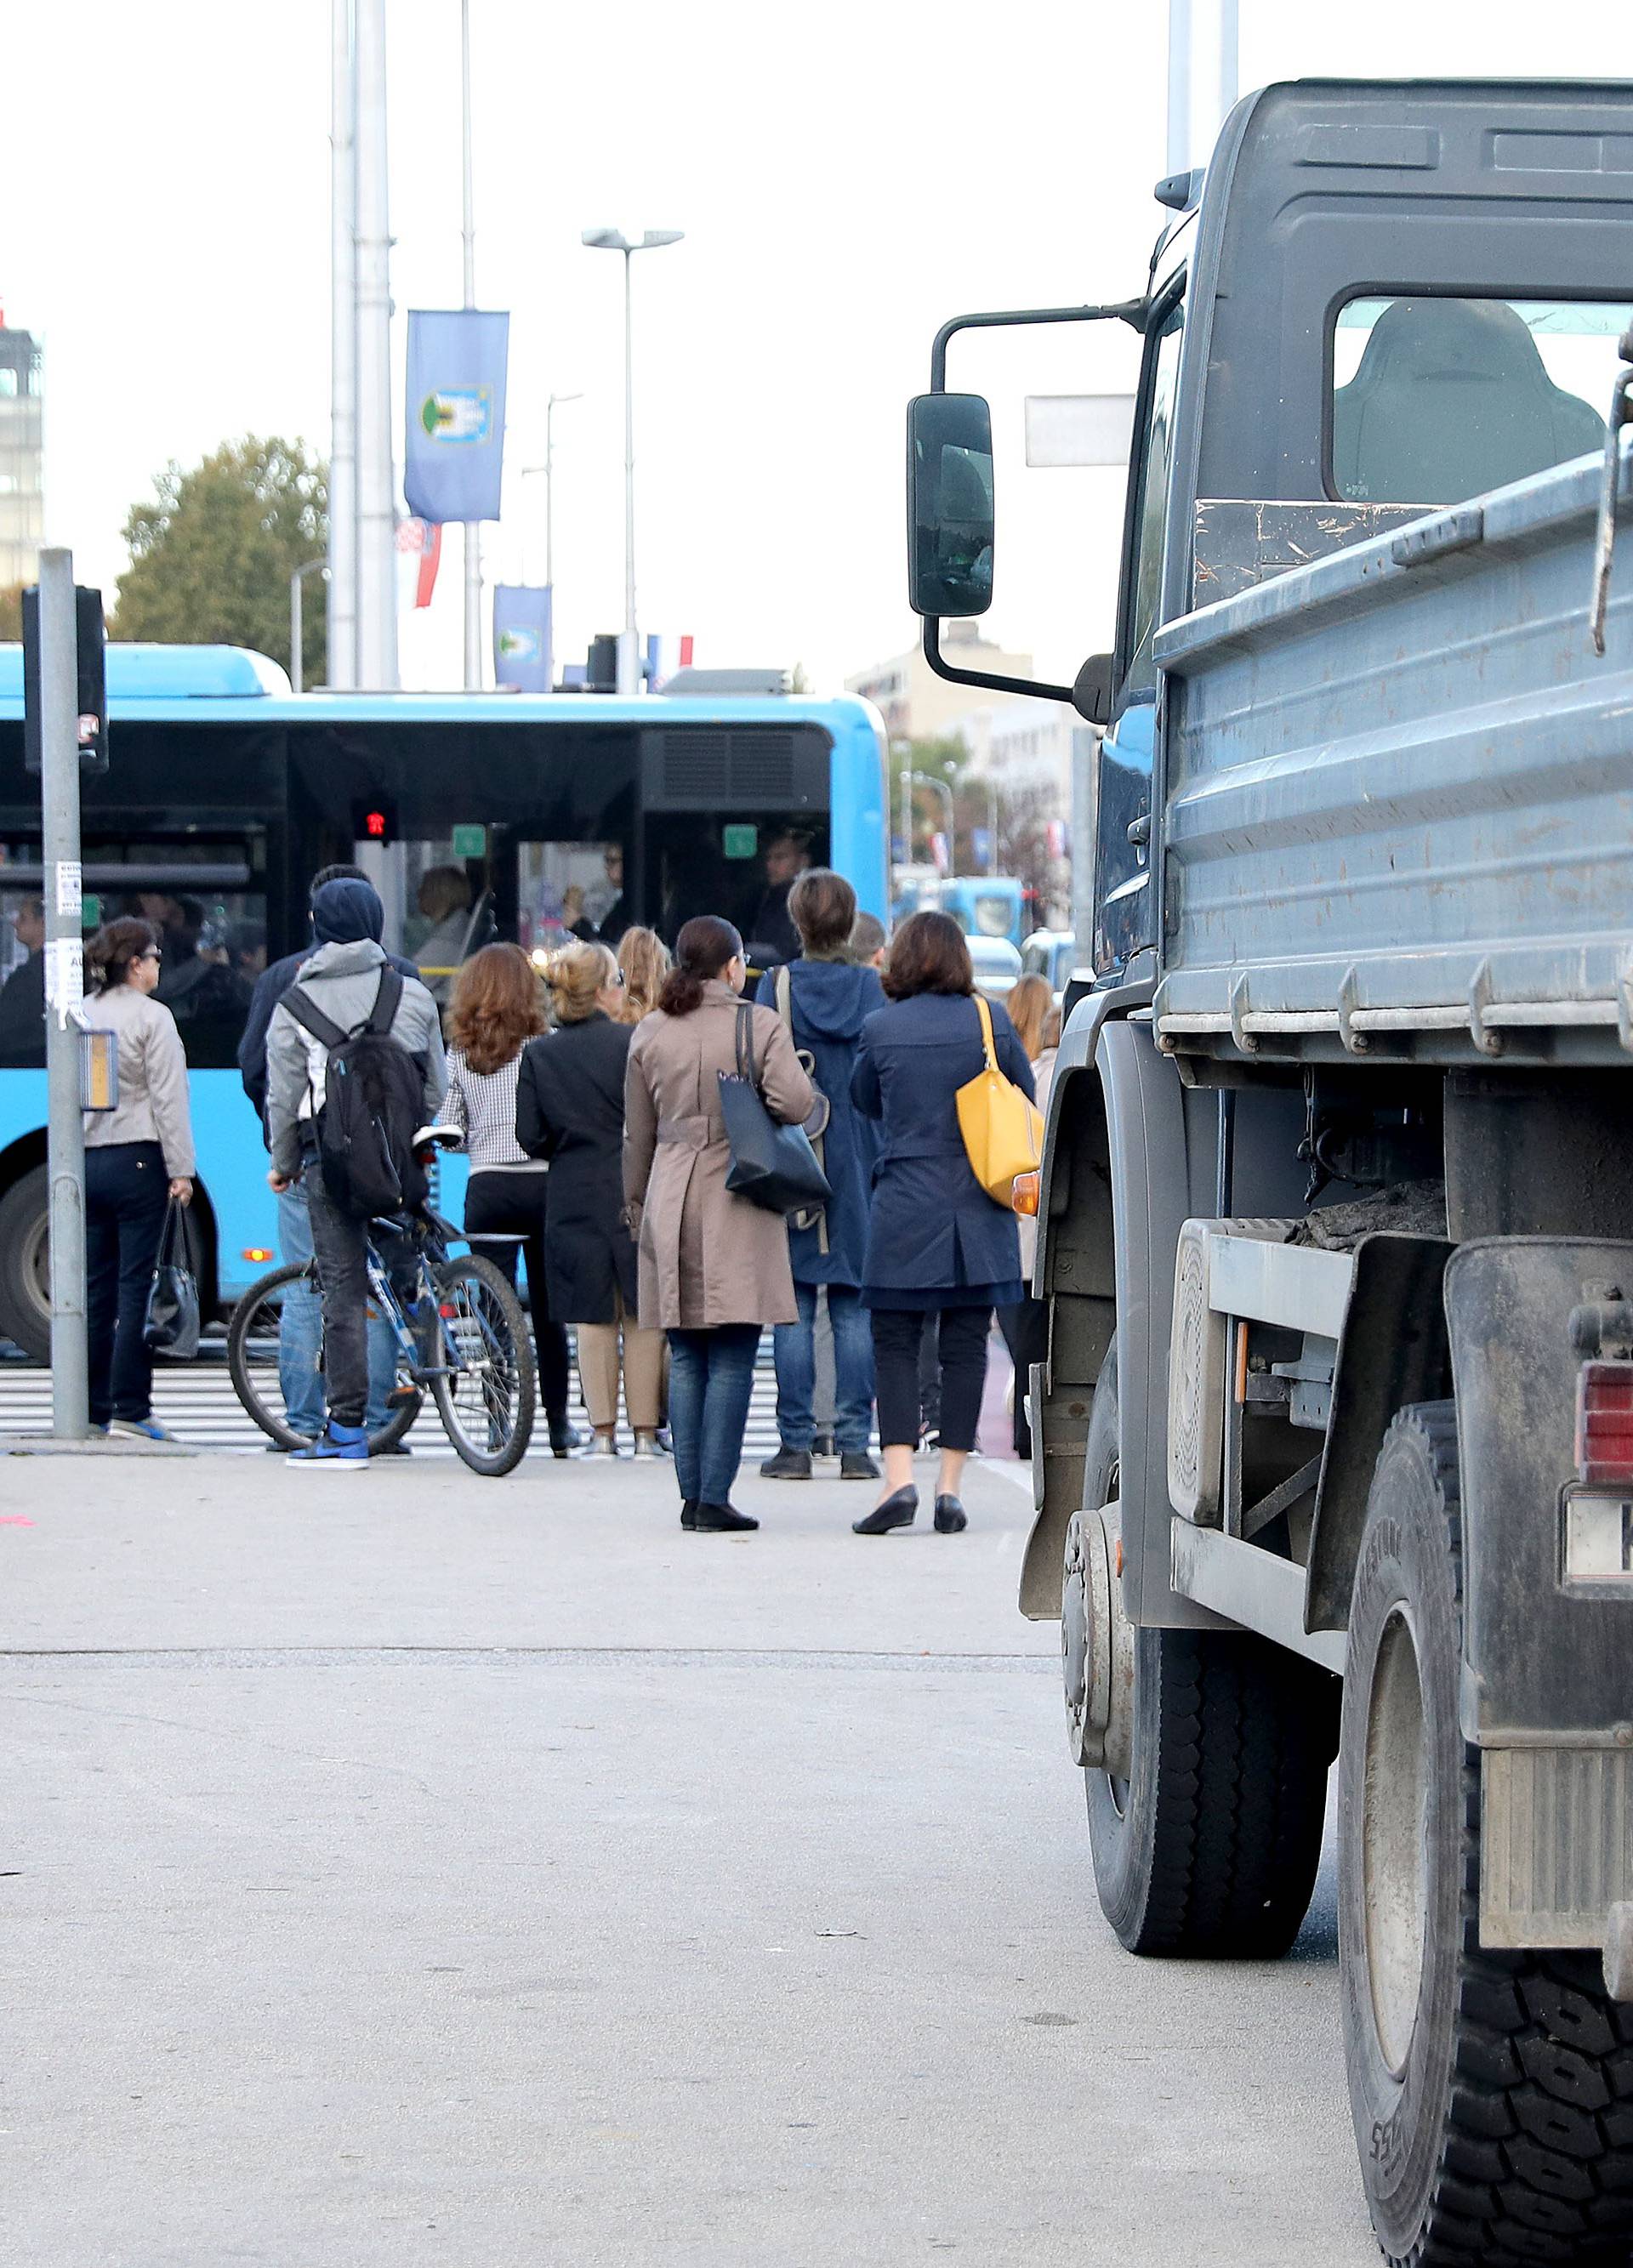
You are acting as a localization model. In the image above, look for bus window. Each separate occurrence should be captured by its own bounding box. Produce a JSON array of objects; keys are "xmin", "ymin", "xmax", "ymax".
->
[{"xmin": 517, "ymin": 840, "xmax": 630, "ymax": 953}]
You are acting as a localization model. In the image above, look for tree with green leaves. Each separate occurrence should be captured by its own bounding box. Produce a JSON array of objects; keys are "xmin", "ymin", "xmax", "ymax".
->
[{"xmin": 115, "ymin": 436, "xmax": 328, "ymax": 685}]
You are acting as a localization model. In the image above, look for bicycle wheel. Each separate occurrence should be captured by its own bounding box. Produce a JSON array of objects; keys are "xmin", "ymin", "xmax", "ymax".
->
[
  {"xmin": 428, "ymin": 1253, "xmax": 536, "ymax": 1475},
  {"xmin": 226, "ymin": 1262, "xmax": 423, "ymax": 1455}
]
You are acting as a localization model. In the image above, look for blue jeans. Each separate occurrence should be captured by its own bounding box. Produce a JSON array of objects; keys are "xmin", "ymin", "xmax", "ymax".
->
[
  {"xmin": 85, "ymin": 1141, "xmax": 169, "ymax": 1425},
  {"xmin": 773, "ymin": 1282, "xmax": 874, "ymax": 1452},
  {"xmin": 666, "ymin": 1324, "xmax": 761, "ymax": 1505},
  {"xmin": 276, "ymin": 1171, "xmax": 395, "ymax": 1435}
]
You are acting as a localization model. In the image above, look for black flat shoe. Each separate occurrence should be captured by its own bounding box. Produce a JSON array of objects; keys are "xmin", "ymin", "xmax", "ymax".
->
[
  {"xmin": 549, "ymin": 1418, "xmax": 586, "ymax": 1458},
  {"xmin": 680, "ymin": 1498, "xmax": 698, "ymax": 1529},
  {"xmin": 934, "ymin": 1493, "xmax": 967, "ymax": 1534},
  {"xmin": 853, "ymin": 1486, "xmax": 918, "ymax": 1536},
  {"xmin": 759, "ymin": 1447, "xmax": 812, "ymax": 1480},
  {"xmin": 692, "ymin": 1501, "xmax": 759, "ymax": 1532}
]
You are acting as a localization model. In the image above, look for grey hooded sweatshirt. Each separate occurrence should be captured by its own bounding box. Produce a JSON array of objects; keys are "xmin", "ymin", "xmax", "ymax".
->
[{"xmin": 265, "ymin": 937, "xmax": 447, "ymax": 1179}]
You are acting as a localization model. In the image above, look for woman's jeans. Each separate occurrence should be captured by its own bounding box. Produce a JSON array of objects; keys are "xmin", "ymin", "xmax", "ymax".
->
[
  {"xmin": 871, "ymin": 1303, "xmax": 992, "ymax": 1454},
  {"xmin": 85, "ymin": 1140, "xmax": 169, "ymax": 1425},
  {"xmin": 772, "ymin": 1282, "xmax": 874, "ymax": 1452},
  {"xmin": 666, "ymin": 1324, "xmax": 761, "ymax": 1504}
]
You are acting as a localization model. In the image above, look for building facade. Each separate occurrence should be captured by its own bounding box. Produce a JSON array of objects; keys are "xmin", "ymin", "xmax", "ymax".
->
[
  {"xmin": 845, "ymin": 620, "xmax": 1035, "ymax": 744},
  {"xmin": 0, "ymin": 320, "xmax": 43, "ymax": 590}
]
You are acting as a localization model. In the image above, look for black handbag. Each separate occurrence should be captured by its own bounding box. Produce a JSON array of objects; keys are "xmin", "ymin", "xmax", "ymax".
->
[
  {"xmin": 719, "ymin": 1002, "xmax": 833, "ymax": 1216},
  {"xmin": 143, "ymin": 1197, "xmax": 202, "ymax": 1361}
]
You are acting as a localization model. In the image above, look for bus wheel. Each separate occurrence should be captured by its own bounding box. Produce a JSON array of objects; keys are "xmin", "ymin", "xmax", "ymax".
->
[
  {"xmin": 1341, "ymin": 1403, "xmax": 1633, "ymax": 2265},
  {"xmin": 1083, "ymin": 1344, "xmax": 1338, "ymax": 1957},
  {"xmin": 0, "ymin": 1164, "xmax": 50, "ymax": 1364}
]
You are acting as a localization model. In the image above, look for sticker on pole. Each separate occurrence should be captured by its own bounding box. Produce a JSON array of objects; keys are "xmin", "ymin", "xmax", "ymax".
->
[
  {"xmin": 45, "ymin": 937, "xmax": 83, "ymax": 1028},
  {"xmin": 55, "ymin": 860, "xmax": 82, "ymax": 919}
]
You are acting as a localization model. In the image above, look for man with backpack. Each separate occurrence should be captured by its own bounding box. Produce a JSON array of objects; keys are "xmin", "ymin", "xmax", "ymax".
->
[{"xmin": 265, "ymin": 877, "xmax": 447, "ymax": 1465}]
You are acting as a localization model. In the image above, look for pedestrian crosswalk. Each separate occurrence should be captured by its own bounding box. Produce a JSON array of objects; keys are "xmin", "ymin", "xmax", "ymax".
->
[{"xmin": 0, "ymin": 1334, "xmax": 786, "ymax": 1459}]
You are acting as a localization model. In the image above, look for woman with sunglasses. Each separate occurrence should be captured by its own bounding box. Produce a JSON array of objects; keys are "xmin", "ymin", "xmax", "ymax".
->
[
  {"xmin": 81, "ymin": 917, "xmax": 196, "ymax": 1440},
  {"xmin": 516, "ymin": 941, "xmax": 666, "ymax": 1456}
]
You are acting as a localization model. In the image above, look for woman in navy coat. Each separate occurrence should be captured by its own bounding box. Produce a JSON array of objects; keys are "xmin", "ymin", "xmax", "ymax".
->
[{"xmin": 850, "ymin": 910, "xmax": 1034, "ymax": 1537}]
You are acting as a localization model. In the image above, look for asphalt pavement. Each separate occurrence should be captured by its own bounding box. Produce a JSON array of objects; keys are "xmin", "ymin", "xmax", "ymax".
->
[{"xmin": 3, "ymin": 1447, "xmax": 1379, "ymax": 2268}]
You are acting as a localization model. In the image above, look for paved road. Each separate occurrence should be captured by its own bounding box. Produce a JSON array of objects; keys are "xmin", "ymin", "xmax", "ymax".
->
[{"xmin": 3, "ymin": 1450, "xmax": 1378, "ymax": 2268}]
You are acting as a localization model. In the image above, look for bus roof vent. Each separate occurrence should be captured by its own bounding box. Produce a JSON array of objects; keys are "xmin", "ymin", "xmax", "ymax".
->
[{"xmin": 729, "ymin": 730, "xmax": 796, "ymax": 799}]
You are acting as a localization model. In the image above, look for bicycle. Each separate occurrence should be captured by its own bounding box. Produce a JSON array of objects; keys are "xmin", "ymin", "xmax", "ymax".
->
[{"xmin": 228, "ymin": 1144, "xmax": 537, "ymax": 1475}]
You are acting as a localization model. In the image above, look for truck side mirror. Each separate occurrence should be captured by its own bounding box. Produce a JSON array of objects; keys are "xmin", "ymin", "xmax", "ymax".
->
[
  {"xmin": 1073, "ymin": 652, "xmax": 1114, "ymax": 725},
  {"xmin": 907, "ymin": 392, "xmax": 995, "ymax": 618}
]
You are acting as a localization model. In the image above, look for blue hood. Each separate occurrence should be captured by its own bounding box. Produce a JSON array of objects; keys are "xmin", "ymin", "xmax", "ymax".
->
[{"xmin": 781, "ymin": 958, "xmax": 883, "ymax": 1040}]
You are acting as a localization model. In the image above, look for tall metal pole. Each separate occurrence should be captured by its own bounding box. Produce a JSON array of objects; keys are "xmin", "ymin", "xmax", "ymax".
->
[
  {"xmin": 1167, "ymin": 0, "xmax": 1237, "ymax": 174},
  {"xmin": 354, "ymin": 0, "xmax": 398, "ymax": 690},
  {"xmin": 328, "ymin": 0, "xmax": 357, "ymax": 689},
  {"xmin": 618, "ymin": 247, "xmax": 639, "ymax": 695},
  {"xmin": 1166, "ymin": 0, "xmax": 1192, "ymax": 173},
  {"xmin": 460, "ymin": 0, "xmax": 481, "ymax": 690},
  {"xmin": 38, "ymin": 550, "xmax": 87, "ymax": 1438},
  {"xmin": 291, "ymin": 566, "xmax": 303, "ymax": 698}
]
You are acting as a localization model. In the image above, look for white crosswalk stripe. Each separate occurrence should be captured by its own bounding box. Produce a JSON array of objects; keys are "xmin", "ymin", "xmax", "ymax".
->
[{"xmin": 0, "ymin": 1338, "xmax": 787, "ymax": 1460}]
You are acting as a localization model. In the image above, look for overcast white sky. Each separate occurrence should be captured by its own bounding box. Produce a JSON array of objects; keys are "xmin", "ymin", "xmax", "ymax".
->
[{"xmin": 4, "ymin": 0, "xmax": 1624, "ymax": 691}]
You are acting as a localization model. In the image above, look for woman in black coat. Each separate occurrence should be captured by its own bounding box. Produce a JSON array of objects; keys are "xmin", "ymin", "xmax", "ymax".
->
[
  {"xmin": 516, "ymin": 942, "xmax": 666, "ymax": 1456},
  {"xmin": 850, "ymin": 911, "xmax": 1034, "ymax": 1538}
]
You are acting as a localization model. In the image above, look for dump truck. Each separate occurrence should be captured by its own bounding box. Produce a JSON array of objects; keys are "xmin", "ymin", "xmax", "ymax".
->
[{"xmin": 905, "ymin": 77, "xmax": 1633, "ymax": 2265}]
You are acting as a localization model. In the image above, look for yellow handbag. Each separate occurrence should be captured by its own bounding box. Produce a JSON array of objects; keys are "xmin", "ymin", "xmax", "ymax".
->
[{"xmin": 955, "ymin": 994, "xmax": 1044, "ymax": 1206}]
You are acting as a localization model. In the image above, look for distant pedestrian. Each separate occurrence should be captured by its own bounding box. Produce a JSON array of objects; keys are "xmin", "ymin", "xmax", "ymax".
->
[
  {"xmin": 517, "ymin": 942, "xmax": 665, "ymax": 1456},
  {"xmin": 996, "ymin": 975, "xmax": 1059, "ymax": 1460},
  {"xmin": 615, "ymin": 926, "xmax": 671, "ymax": 1024},
  {"xmin": 413, "ymin": 865, "xmax": 475, "ymax": 1003},
  {"xmin": 81, "ymin": 918, "xmax": 196, "ymax": 1441},
  {"xmin": 623, "ymin": 916, "xmax": 813, "ymax": 1531},
  {"xmin": 265, "ymin": 878, "xmax": 446, "ymax": 1466},
  {"xmin": 851, "ymin": 910, "xmax": 1034, "ymax": 1536},
  {"xmin": 443, "ymin": 942, "xmax": 581, "ymax": 1458},
  {"xmin": 754, "ymin": 869, "xmax": 884, "ymax": 1481},
  {"xmin": 849, "ymin": 911, "xmax": 888, "ymax": 969}
]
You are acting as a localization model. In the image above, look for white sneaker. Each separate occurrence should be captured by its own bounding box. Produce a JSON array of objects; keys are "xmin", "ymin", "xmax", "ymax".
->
[
  {"xmin": 589, "ymin": 1433, "xmax": 621, "ymax": 1457},
  {"xmin": 632, "ymin": 1432, "xmax": 660, "ymax": 1459}
]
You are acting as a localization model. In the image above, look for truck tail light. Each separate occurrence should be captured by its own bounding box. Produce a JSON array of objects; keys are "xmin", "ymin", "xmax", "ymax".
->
[
  {"xmin": 1574, "ymin": 1359, "xmax": 1633, "ymax": 1484},
  {"xmin": 1012, "ymin": 1171, "xmax": 1040, "ymax": 1217}
]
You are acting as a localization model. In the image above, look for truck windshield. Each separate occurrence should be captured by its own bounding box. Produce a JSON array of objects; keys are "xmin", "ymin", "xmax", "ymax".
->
[{"xmin": 1330, "ymin": 295, "xmax": 1628, "ymax": 506}]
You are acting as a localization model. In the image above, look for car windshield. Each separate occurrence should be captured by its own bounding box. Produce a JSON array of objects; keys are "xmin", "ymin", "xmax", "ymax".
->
[{"xmin": 1329, "ymin": 295, "xmax": 1628, "ymax": 507}]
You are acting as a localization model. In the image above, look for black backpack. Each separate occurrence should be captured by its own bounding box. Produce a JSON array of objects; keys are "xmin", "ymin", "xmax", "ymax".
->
[{"xmin": 283, "ymin": 967, "xmax": 428, "ymax": 1219}]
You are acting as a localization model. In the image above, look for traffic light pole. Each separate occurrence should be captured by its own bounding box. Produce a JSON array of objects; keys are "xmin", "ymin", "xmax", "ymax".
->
[{"xmin": 38, "ymin": 549, "xmax": 88, "ymax": 1438}]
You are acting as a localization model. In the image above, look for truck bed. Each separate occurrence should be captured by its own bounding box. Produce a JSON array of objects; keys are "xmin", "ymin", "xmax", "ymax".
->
[{"xmin": 1150, "ymin": 444, "xmax": 1633, "ymax": 1066}]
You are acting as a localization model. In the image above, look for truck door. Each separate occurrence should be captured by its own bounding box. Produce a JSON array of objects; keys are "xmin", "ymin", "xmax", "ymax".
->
[{"xmin": 1094, "ymin": 290, "xmax": 1183, "ymax": 976}]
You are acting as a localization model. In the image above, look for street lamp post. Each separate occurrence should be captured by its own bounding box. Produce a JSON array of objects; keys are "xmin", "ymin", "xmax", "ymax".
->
[
  {"xmin": 581, "ymin": 227, "xmax": 684, "ymax": 695},
  {"xmin": 290, "ymin": 557, "xmax": 327, "ymax": 693},
  {"xmin": 519, "ymin": 389, "xmax": 583, "ymax": 588}
]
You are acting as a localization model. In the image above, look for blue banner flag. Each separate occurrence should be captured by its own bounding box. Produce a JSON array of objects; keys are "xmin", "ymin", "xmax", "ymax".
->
[
  {"xmin": 404, "ymin": 310, "xmax": 510, "ymax": 523},
  {"xmin": 493, "ymin": 585, "xmax": 553, "ymax": 692}
]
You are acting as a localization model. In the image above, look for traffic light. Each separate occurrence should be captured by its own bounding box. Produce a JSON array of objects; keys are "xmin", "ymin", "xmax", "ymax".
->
[
  {"xmin": 351, "ymin": 799, "xmax": 399, "ymax": 846},
  {"xmin": 22, "ymin": 583, "xmax": 107, "ymax": 775}
]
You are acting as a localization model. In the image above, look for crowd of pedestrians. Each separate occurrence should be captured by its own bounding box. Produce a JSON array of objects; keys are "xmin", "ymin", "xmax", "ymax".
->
[{"xmin": 75, "ymin": 848, "xmax": 1047, "ymax": 1523}]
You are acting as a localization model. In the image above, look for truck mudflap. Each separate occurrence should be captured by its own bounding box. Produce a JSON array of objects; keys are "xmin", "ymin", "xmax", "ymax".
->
[{"xmin": 1443, "ymin": 1237, "xmax": 1633, "ymax": 1955}]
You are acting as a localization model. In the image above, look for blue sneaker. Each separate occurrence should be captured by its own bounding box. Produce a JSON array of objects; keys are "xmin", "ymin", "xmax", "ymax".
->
[
  {"xmin": 108, "ymin": 1417, "xmax": 174, "ymax": 1443},
  {"xmin": 290, "ymin": 1421, "xmax": 370, "ymax": 1467}
]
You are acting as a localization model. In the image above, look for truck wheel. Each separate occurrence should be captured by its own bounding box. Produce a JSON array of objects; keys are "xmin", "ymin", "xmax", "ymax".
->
[
  {"xmin": 1083, "ymin": 1346, "xmax": 1338, "ymax": 1957},
  {"xmin": 1340, "ymin": 1402, "xmax": 1633, "ymax": 2266},
  {"xmin": 0, "ymin": 1164, "xmax": 51, "ymax": 1363}
]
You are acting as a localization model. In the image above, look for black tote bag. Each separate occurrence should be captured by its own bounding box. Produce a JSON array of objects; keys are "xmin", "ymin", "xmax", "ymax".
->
[
  {"xmin": 719, "ymin": 1003, "xmax": 832, "ymax": 1216},
  {"xmin": 142, "ymin": 1197, "xmax": 202, "ymax": 1361}
]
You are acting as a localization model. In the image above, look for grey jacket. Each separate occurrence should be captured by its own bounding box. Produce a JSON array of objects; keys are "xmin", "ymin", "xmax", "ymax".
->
[
  {"xmin": 265, "ymin": 938, "xmax": 447, "ymax": 1179},
  {"xmin": 82, "ymin": 984, "xmax": 196, "ymax": 1179}
]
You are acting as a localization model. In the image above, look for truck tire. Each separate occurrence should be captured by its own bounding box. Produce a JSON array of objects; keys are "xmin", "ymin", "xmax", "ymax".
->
[
  {"xmin": 1340, "ymin": 1402, "xmax": 1633, "ymax": 2266},
  {"xmin": 1084, "ymin": 1346, "xmax": 1339, "ymax": 1956},
  {"xmin": 0, "ymin": 1163, "xmax": 51, "ymax": 1363}
]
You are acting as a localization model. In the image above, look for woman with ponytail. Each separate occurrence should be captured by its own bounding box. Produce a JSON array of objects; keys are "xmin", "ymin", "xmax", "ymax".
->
[
  {"xmin": 623, "ymin": 916, "xmax": 812, "ymax": 1532},
  {"xmin": 81, "ymin": 917, "xmax": 196, "ymax": 1439},
  {"xmin": 613, "ymin": 927, "xmax": 669, "ymax": 1025},
  {"xmin": 515, "ymin": 941, "xmax": 663, "ymax": 1455}
]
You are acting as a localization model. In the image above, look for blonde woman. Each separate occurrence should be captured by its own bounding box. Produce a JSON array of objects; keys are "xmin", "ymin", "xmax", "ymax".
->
[
  {"xmin": 516, "ymin": 941, "xmax": 665, "ymax": 1456},
  {"xmin": 615, "ymin": 926, "xmax": 670, "ymax": 1024}
]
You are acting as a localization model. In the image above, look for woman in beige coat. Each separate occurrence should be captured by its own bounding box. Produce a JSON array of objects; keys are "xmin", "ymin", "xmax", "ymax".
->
[{"xmin": 623, "ymin": 915, "xmax": 812, "ymax": 1532}]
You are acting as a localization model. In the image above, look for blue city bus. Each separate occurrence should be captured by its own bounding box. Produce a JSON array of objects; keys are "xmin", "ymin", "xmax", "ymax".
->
[{"xmin": 0, "ymin": 645, "xmax": 888, "ymax": 1359}]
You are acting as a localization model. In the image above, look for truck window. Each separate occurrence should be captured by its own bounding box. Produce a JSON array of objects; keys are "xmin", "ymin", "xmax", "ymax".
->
[
  {"xmin": 1123, "ymin": 303, "xmax": 1184, "ymax": 691},
  {"xmin": 1330, "ymin": 294, "xmax": 1626, "ymax": 507}
]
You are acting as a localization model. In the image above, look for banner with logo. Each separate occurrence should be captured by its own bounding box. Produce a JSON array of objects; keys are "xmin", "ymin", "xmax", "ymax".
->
[
  {"xmin": 493, "ymin": 584, "xmax": 553, "ymax": 692},
  {"xmin": 404, "ymin": 310, "xmax": 510, "ymax": 524}
]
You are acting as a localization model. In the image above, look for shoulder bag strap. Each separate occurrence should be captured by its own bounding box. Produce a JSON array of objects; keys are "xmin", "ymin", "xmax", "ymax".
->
[
  {"xmin": 367, "ymin": 965, "xmax": 404, "ymax": 1035},
  {"xmin": 974, "ymin": 992, "xmax": 999, "ymax": 1073},
  {"xmin": 282, "ymin": 983, "xmax": 350, "ymax": 1052},
  {"xmin": 735, "ymin": 999, "xmax": 757, "ymax": 1086},
  {"xmin": 775, "ymin": 963, "xmax": 792, "ymax": 1032}
]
